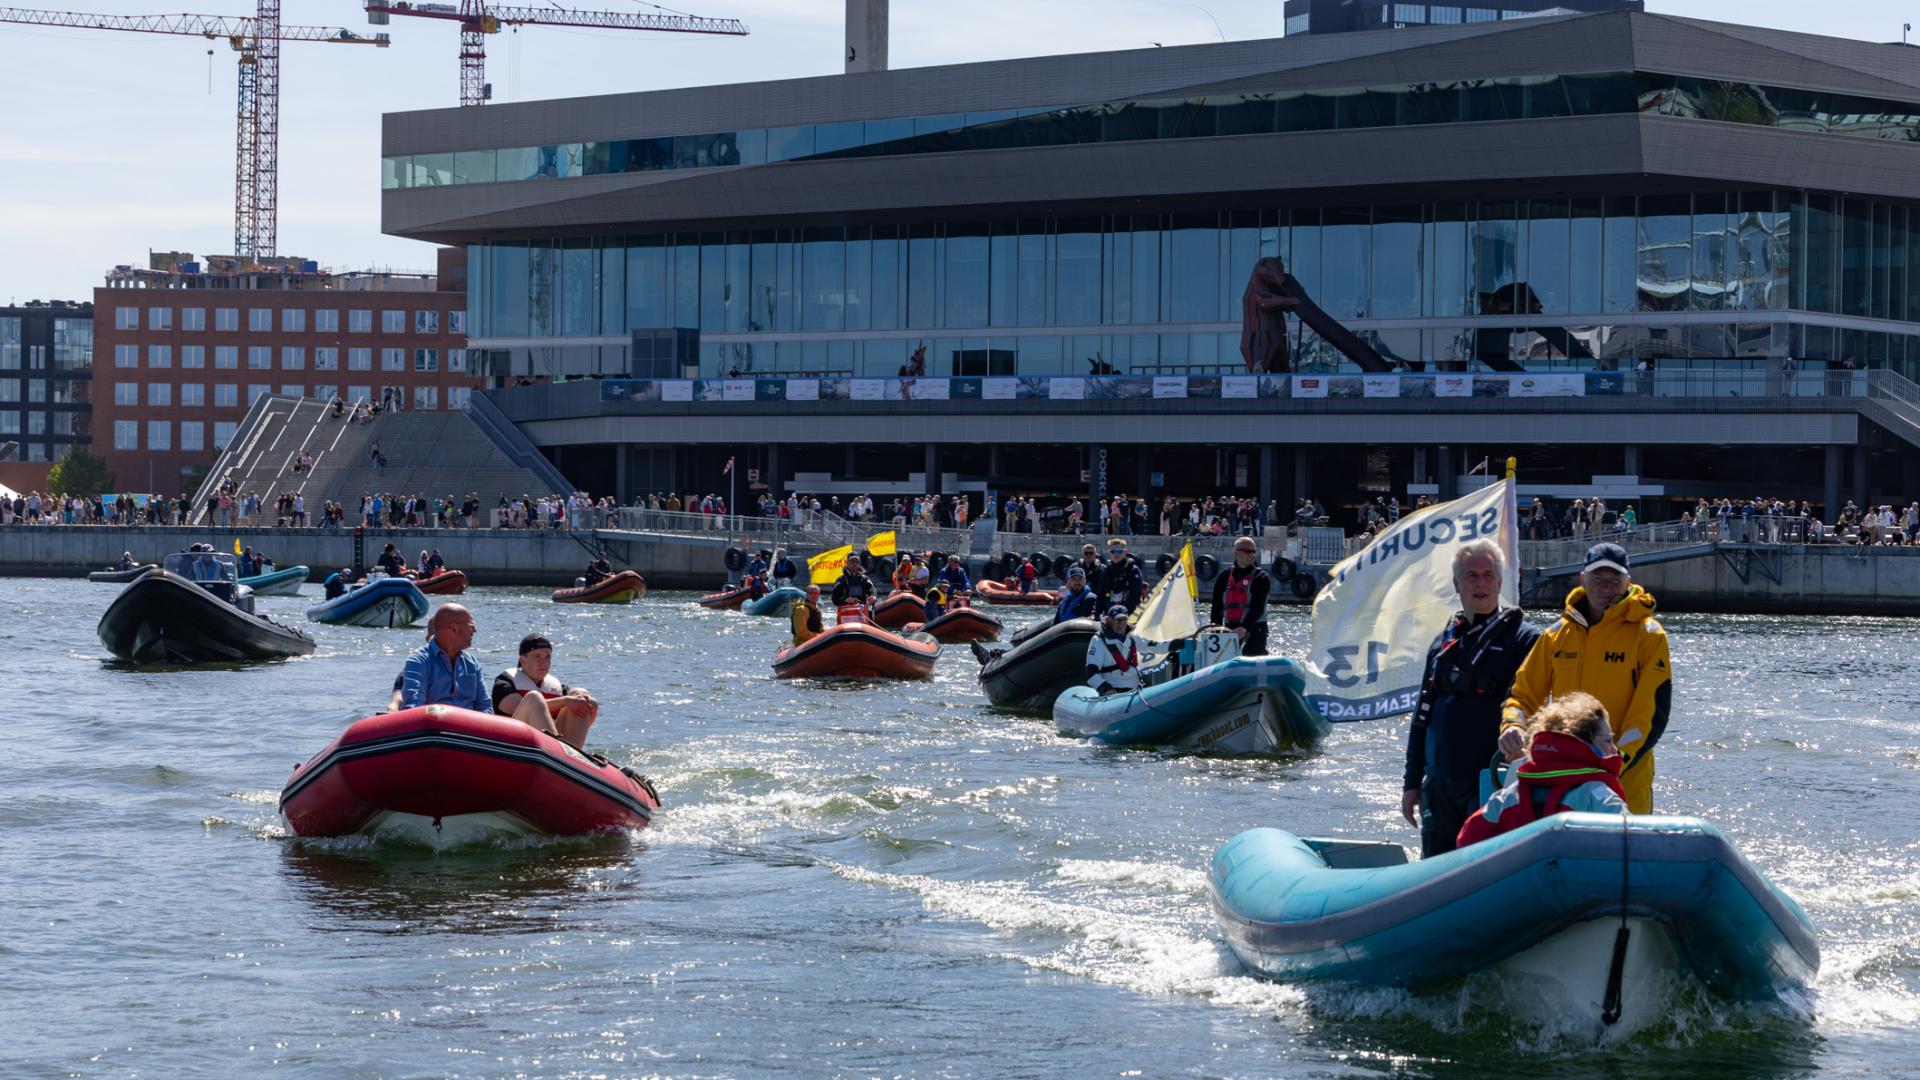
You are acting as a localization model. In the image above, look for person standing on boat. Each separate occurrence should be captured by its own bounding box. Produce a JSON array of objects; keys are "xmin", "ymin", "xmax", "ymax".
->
[
  {"xmin": 1499, "ymin": 542, "xmax": 1671, "ymax": 815},
  {"xmin": 937, "ymin": 554, "xmax": 972, "ymax": 598},
  {"xmin": 492, "ymin": 633, "xmax": 598, "ymax": 750},
  {"xmin": 791, "ymin": 585, "xmax": 825, "ymax": 646},
  {"xmin": 831, "ymin": 556, "xmax": 877, "ymax": 608},
  {"xmin": 1095, "ymin": 539, "xmax": 1145, "ymax": 614},
  {"xmin": 1085, "ymin": 604, "xmax": 1148, "ymax": 695},
  {"xmin": 376, "ymin": 543, "xmax": 406, "ymax": 578},
  {"xmin": 1074, "ymin": 542, "xmax": 1102, "ymax": 585},
  {"xmin": 771, "ymin": 548, "xmax": 797, "ymax": 587},
  {"xmin": 391, "ymin": 604, "xmax": 490, "ymax": 714},
  {"xmin": 1055, "ymin": 565, "xmax": 1098, "ymax": 623},
  {"xmin": 584, "ymin": 552, "xmax": 614, "ymax": 587},
  {"xmin": 1209, "ymin": 537, "xmax": 1273, "ymax": 657},
  {"xmin": 1401, "ymin": 539, "xmax": 1541, "ymax": 857}
]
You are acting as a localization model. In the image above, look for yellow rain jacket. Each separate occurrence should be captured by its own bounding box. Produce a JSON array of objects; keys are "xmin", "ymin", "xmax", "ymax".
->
[
  {"xmin": 790, "ymin": 598, "xmax": 823, "ymax": 647},
  {"xmin": 1500, "ymin": 584, "xmax": 1672, "ymax": 814}
]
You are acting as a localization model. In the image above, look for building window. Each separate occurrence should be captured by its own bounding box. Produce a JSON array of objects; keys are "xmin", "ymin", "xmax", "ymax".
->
[
  {"xmin": 248, "ymin": 346, "xmax": 271, "ymax": 369},
  {"xmin": 115, "ymin": 307, "xmax": 138, "ymax": 329},
  {"xmin": 182, "ymin": 307, "xmax": 206, "ymax": 331},
  {"xmin": 115, "ymin": 344, "xmax": 138, "ymax": 368},
  {"xmin": 349, "ymin": 309, "xmax": 372, "ymax": 333},
  {"xmin": 314, "ymin": 384, "xmax": 337, "ymax": 402},
  {"xmin": 281, "ymin": 309, "xmax": 305, "ymax": 332},
  {"xmin": 348, "ymin": 347, "xmax": 372, "ymax": 370},
  {"xmin": 1429, "ymin": 4, "xmax": 1461, "ymax": 22},
  {"xmin": 215, "ymin": 346, "xmax": 238, "ymax": 369},
  {"xmin": 214, "ymin": 384, "xmax": 238, "ymax": 407},
  {"xmin": 148, "ymin": 307, "xmax": 172, "ymax": 330},
  {"xmin": 148, "ymin": 345, "xmax": 171, "ymax": 368},
  {"xmin": 1394, "ymin": 3, "xmax": 1425, "ymax": 23},
  {"xmin": 414, "ymin": 348, "xmax": 438, "ymax": 371},
  {"xmin": 381, "ymin": 348, "xmax": 405, "ymax": 371},
  {"xmin": 1465, "ymin": 6, "xmax": 1497, "ymax": 20},
  {"xmin": 214, "ymin": 421, "xmax": 237, "ymax": 449},
  {"xmin": 0, "ymin": 412, "xmax": 17, "ymax": 434},
  {"xmin": 447, "ymin": 348, "xmax": 466, "ymax": 372},
  {"xmin": 413, "ymin": 386, "xmax": 439, "ymax": 410},
  {"xmin": 115, "ymin": 420, "xmax": 138, "ymax": 449},
  {"xmin": 315, "ymin": 309, "xmax": 339, "ymax": 332},
  {"xmin": 281, "ymin": 383, "xmax": 304, "ymax": 398},
  {"xmin": 180, "ymin": 421, "xmax": 204, "ymax": 452},
  {"xmin": 282, "ymin": 346, "xmax": 304, "ymax": 369},
  {"xmin": 115, "ymin": 382, "xmax": 138, "ymax": 405},
  {"xmin": 26, "ymin": 412, "xmax": 44, "ymax": 435},
  {"xmin": 448, "ymin": 386, "xmax": 472, "ymax": 409},
  {"xmin": 215, "ymin": 307, "xmax": 238, "ymax": 331},
  {"xmin": 247, "ymin": 384, "xmax": 270, "ymax": 404},
  {"xmin": 415, "ymin": 310, "xmax": 439, "ymax": 334},
  {"xmin": 449, "ymin": 310, "xmax": 466, "ymax": 334},
  {"xmin": 1285, "ymin": 12, "xmax": 1309, "ymax": 34},
  {"xmin": 381, "ymin": 310, "xmax": 406, "ymax": 333},
  {"xmin": 0, "ymin": 380, "xmax": 16, "ymax": 403},
  {"xmin": 148, "ymin": 383, "xmax": 171, "ymax": 406},
  {"xmin": 147, "ymin": 421, "xmax": 170, "ymax": 451},
  {"xmin": 26, "ymin": 379, "xmax": 44, "ymax": 403},
  {"xmin": 348, "ymin": 384, "xmax": 372, "ymax": 403},
  {"xmin": 0, "ymin": 318, "xmax": 18, "ymax": 369},
  {"xmin": 314, "ymin": 347, "xmax": 338, "ymax": 370},
  {"xmin": 248, "ymin": 308, "xmax": 272, "ymax": 331},
  {"xmin": 181, "ymin": 345, "xmax": 205, "ymax": 368},
  {"xmin": 181, "ymin": 383, "xmax": 205, "ymax": 407}
]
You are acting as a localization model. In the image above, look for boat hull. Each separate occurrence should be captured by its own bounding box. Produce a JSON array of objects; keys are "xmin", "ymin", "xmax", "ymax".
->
[
  {"xmin": 870, "ymin": 591, "xmax": 925, "ymax": 629},
  {"xmin": 742, "ymin": 586, "xmax": 804, "ymax": 617},
  {"xmin": 279, "ymin": 705, "xmax": 660, "ymax": 839},
  {"xmin": 415, "ymin": 569, "xmax": 468, "ymax": 595},
  {"xmin": 977, "ymin": 617, "xmax": 1096, "ymax": 712},
  {"xmin": 88, "ymin": 564, "xmax": 157, "ymax": 584},
  {"xmin": 239, "ymin": 566, "xmax": 309, "ymax": 596},
  {"xmin": 921, "ymin": 607, "xmax": 1003, "ymax": 643},
  {"xmin": 977, "ymin": 581, "xmax": 1059, "ymax": 606},
  {"xmin": 772, "ymin": 623, "xmax": 941, "ymax": 680},
  {"xmin": 552, "ymin": 570, "xmax": 645, "ymax": 604},
  {"xmin": 307, "ymin": 577, "xmax": 431, "ymax": 627},
  {"xmin": 1053, "ymin": 655, "xmax": 1328, "ymax": 754},
  {"xmin": 1208, "ymin": 814, "xmax": 1820, "ymax": 1003},
  {"xmin": 697, "ymin": 585, "xmax": 750, "ymax": 610},
  {"xmin": 97, "ymin": 571, "xmax": 315, "ymax": 663}
]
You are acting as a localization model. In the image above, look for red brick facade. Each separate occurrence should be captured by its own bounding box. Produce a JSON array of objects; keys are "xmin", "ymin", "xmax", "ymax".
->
[{"xmin": 91, "ymin": 271, "xmax": 479, "ymax": 494}]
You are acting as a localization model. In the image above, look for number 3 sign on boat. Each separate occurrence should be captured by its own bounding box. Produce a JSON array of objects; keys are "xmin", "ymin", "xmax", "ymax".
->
[{"xmin": 1304, "ymin": 480, "xmax": 1519, "ymax": 723}]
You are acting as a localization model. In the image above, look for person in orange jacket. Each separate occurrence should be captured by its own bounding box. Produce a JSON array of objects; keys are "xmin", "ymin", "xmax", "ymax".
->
[{"xmin": 1499, "ymin": 542, "xmax": 1671, "ymax": 814}]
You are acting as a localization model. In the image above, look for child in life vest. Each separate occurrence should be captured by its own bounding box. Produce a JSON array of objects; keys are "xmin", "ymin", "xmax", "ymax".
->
[{"xmin": 1456, "ymin": 691, "xmax": 1627, "ymax": 849}]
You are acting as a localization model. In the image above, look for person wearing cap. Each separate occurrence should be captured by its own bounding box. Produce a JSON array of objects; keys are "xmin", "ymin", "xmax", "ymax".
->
[
  {"xmin": 1095, "ymin": 538, "xmax": 1145, "ymax": 614},
  {"xmin": 1500, "ymin": 541, "xmax": 1671, "ymax": 814},
  {"xmin": 771, "ymin": 548, "xmax": 797, "ymax": 587},
  {"xmin": 830, "ymin": 555, "xmax": 876, "ymax": 607},
  {"xmin": 492, "ymin": 633, "xmax": 598, "ymax": 749},
  {"xmin": 1400, "ymin": 538, "xmax": 1541, "ymax": 857},
  {"xmin": 791, "ymin": 584, "xmax": 825, "ymax": 646},
  {"xmin": 1209, "ymin": 536, "xmax": 1273, "ymax": 656},
  {"xmin": 1055, "ymin": 564, "xmax": 1099, "ymax": 624},
  {"xmin": 1074, "ymin": 542, "xmax": 1102, "ymax": 586},
  {"xmin": 322, "ymin": 566, "xmax": 352, "ymax": 600},
  {"xmin": 937, "ymin": 553, "xmax": 972, "ymax": 598},
  {"xmin": 1085, "ymin": 604, "xmax": 1149, "ymax": 695}
]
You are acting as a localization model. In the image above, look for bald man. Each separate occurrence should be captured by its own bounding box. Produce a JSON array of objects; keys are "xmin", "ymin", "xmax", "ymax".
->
[{"xmin": 389, "ymin": 603, "xmax": 491, "ymax": 714}]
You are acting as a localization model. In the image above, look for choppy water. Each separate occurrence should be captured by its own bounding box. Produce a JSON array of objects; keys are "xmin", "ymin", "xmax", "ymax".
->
[{"xmin": 4, "ymin": 579, "xmax": 1917, "ymax": 1078}]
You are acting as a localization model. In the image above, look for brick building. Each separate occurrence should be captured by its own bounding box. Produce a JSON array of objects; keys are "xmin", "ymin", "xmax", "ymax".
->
[
  {"xmin": 0, "ymin": 299, "xmax": 93, "ymax": 467},
  {"xmin": 91, "ymin": 251, "xmax": 478, "ymax": 494}
]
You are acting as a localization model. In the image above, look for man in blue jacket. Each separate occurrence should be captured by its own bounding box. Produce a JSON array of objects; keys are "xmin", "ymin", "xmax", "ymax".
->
[
  {"xmin": 937, "ymin": 554, "xmax": 973, "ymax": 597},
  {"xmin": 1400, "ymin": 539, "xmax": 1540, "ymax": 858},
  {"xmin": 1055, "ymin": 565, "xmax": 1098, "ymax": 623},
  {"xmin": 1094, "ymin": 539, "xmax": 1145, "ymax": 614}
]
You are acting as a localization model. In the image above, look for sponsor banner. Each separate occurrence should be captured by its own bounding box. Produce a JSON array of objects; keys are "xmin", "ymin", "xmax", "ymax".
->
[
  {"xmin": 1292, "ymin": 375, "xmax": 1329, "ymax": 398},
  {"xmin": 1152, "ymin": 376, "xmax": 1189, "ymax": 399},
  {"xmin": 1221, "ymin": 375, "xmax": 1258, "ymax": 399},
  {"xmin": 722, "ymin": 379, "xmax": 755, "ymax": 401},
  {"xmin": 1511, "ymin": 373, "xmax": 1584, "ymax": 397},
  {"xmin": 1049, "ymin": 377, "xmax": 1086, "ymax": 400},
  {"xmin": 1362, "ymin": 374, "xmax": 1400, "ymax": 398},
  {"xmin": 982, "ymin": 378, "xmax": 1018, "ymax": 400},
  {"xmin": 1434, "ymin": 373, "xmax": 1473, "ymax": 397},
  {"xmin": 850, "ymin": 378, "xmax": 885, "ymax": 401},
  {"xmin": 1586, "ymin": 371, "xmax": 1625, "ymax": 395},
  {"xmin": 1304, "ymin": 479, "xmax": 1518, "ymax": 722},
  {"xmin": 785, "ymin": 379, "xmax": 819, "ymax": 401},
  {"xmin": 660, "ymin": 380, "xmax": 693, "ymax": 402}
]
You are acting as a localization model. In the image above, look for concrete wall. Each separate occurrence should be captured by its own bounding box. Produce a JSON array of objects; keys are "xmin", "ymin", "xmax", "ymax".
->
[
  {"xmin": 0, "ymin": 525, "xmax": 731, "ymax": 589},
  {"xmin": 1529, "ymin": 545, "xmax": 1920, "ymax": 616}
]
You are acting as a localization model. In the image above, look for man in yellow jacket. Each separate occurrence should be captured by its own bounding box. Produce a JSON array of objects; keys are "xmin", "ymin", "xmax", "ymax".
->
[{"xmin": 1500, "ymin": 542, "xmax": 1672, "ymax": 813}]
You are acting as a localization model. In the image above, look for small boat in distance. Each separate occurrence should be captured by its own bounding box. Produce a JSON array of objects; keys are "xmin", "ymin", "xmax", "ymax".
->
[
  {"xmin": 88, "ymin": 563, "xmax": 157, "ymax": 584},
  {"xmin": 96, "ymin": 552, "xmax": 314, "ymax": 664},
  {"xmin": 553, "ymin": 570, "xmax": 646, "ymax": 604},
  {"xmin": 307, "ymin": 573, "xmax": 430, "ymax": 628}
]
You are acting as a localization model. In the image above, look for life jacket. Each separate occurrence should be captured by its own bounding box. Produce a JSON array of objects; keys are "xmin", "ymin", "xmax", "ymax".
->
[
  {"xmin": 1057, "ymin": 588, "xmax": 1095, "ymax": 623},
  {"xmin": 1456, "ymin": 732, "xmax": 1627, "ymax": 847},
  {"xmin": 507, "ymin": 666, "xmax": 565, "ymax": 702},
  {"xmin": 1095, "ymin": 634, "xmax": 1138, "ymax": 673},
  {"xmin": 1221, "ymin": 567, "xmax": 1262, "ymax": 626}
]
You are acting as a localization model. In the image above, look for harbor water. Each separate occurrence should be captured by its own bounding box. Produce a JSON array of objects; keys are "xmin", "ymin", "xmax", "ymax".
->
[{"xmin": 5, "ymin": 579, "xmax": 1917, "ymax": 1078}]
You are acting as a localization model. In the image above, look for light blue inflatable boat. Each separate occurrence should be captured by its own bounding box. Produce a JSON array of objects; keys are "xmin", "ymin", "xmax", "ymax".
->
[
  {"xmin": 239, "ymin": 565, "xmax": 308, "ymax": 596},
  {"xmin": 305, "ymin": 574, "xmax": 429, "ymax": 628},
  {"xmin": 1209, "ymin": 813, "xmax": 1819, "ymax": 1010},
  {"xmin": 1053, "ymin": 655, "xmax": 1331, "ymax": 754},
  {"xmin": 742, "ymin": 586, "xmax": 804, "ymax": 617}
]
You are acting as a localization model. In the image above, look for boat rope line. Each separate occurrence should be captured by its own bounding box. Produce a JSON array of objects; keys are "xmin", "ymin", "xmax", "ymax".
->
[
  {"xmin": 1600, "ymin": 806, "xmax": 1631, "ymax": 1026},
  {"xmin": 280, "ymin": 729, "xmax": 655, "ymax": 817}
]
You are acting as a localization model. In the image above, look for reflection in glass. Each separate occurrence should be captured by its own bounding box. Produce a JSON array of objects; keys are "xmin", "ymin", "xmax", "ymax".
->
[
  {"xmin": 1168, "ymin": 224, "xmax": 1217, "ymax": 323},
  {"xmin": 1691, "ymin": 194, "xmax": 1729, "ymax": 312},
  {"xmin": 1472, "ymin": 204, "xmax": 1520, "ymax": 316},
  {"xmin": 1371, "ymin": 208, "xmax": 1422, "ymax": 318},
  {"xmin": 945, "ymin": 229, "xmax": 990, "ymax": 329},
  {"xmin": 1526, "ymin": 201, "xmax": 1569, "ymax": 315},
  {"xmin": 1637, "ymin": 196, "xmax": 1691, "ymax": 312},
  {"xmin": 1056, "ymin": 227, "xmax": 1100, "ymax": 325},
  {"xmin": 803, "ymin": 230, "xmax": 846, "ymax": 332}
]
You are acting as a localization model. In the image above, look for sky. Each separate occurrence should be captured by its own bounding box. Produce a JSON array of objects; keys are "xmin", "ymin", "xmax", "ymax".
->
[{"xmin": 0, "ymin": 0, "xmax": 1913, "ymax": 302}]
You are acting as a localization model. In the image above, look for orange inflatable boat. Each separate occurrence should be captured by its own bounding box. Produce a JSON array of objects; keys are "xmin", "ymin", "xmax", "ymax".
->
[
  {"xmin": 976, "ymin": 579, "xmax": 1059, "ymax": 605},
  {"xmin": 870, "ymin": 590, "xmax": 926, "ymax": 629},
  {"xmin": 551, "ymin": 570, "xmax": 646, "ymax": 604},
  {"xmin": 918, "ymin": 606, "xmax": 1004, "ymax": 643},
  {"xmin": 772, "ymin": 607, "xmax": 941, "ymax": 680}
]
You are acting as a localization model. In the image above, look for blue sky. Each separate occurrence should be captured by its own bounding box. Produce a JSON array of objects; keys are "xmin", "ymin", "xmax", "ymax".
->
[{"xmin": 0, "ymin": 0, "xmax": 1911, "ymax": 301}]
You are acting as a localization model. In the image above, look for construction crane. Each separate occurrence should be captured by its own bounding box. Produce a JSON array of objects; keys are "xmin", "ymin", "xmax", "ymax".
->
[
  {"xmin": 364, "ymin": 1, "xmax": 747, "ymax": 107},
  {"xmin": 0, "ymin": 5, "xmax": 388, "ymax": 260}
]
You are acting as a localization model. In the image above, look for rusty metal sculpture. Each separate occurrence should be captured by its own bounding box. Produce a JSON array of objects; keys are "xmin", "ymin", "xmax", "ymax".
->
[{"xmin": 1238, "ymin": 256, "xmax": 1395, "ymax": 374}]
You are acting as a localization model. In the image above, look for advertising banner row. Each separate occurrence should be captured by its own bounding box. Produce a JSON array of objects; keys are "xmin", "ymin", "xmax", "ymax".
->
[{"xmin": 599, "ymin": 371, "xmax": 1625, "ymax": 404}]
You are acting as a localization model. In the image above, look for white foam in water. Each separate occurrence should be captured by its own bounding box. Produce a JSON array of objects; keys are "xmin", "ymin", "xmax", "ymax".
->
[{"xmin": 1051, "ymin": 858, "xmax": 1209, "ymax": 895}]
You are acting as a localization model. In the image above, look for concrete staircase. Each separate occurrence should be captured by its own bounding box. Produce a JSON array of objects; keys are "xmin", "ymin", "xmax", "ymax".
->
[{"xmin": 197, "ymin": 395, "xmax": 572, "ymax": 520}]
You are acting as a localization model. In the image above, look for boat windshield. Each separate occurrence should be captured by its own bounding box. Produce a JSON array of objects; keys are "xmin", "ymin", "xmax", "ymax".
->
[{"xmin": 163, "ymin": 552, "xmax": 238, "ymax": 584}]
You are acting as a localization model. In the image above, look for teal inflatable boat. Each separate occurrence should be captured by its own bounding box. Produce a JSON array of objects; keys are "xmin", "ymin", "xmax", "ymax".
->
[
  {"xmin": 1053, "ymin": 655, "xmax": 1331, "ymax": 754},
  {"xmin": 239, "ymin": 565, "xmax": 308, "ymax": 596},
  {"xmin": 742, "ymin": 586, "xmax": 804, "ymax": 617},
  {"xmin": 1209, "ymin": 813, "xmax": 1818, "ymax": 1011}
]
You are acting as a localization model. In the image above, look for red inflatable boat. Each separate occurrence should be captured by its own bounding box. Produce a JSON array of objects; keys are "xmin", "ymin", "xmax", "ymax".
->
[
  {"xmin": 772, "ymin": 608, "xmax": 941, "ymax": 680},
  {"xmin": 977, "ymin": 579, "xmax": 1059, "ymax": 605},
  {"xmin": 870, "ymin": 590, "xmax": 925, "ymax": 629},
  {"xmin": 415, "ymin": 569, "xmax": 468, "ymax": 595},
  {"xmin": 552, "ymin": 570, "xmax": 646, "ymax": 604},
  {"xmin": 918, "ymin": 606, "xmax": 1004, "ymax": 643},
  {"xmin": 698, "ymin": 585, "xmax": 751, "ymax": 610},
  {"xmin": 279, "ymin": 705, "xmax": 660, "ymax": 841}
]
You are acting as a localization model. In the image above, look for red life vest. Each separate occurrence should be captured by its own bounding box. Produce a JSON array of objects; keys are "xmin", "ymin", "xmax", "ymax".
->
[
  {"xmin": 1223, "ymin": 570, "xmax": 1255, "ymax": 625},
  {"xmin": 1100, "ymin": 636, "xmax": 1138, "ymax": 672},
  {"xmin": 1457, "ymin": 732, "xmax": 1627, "ymax": 847}
]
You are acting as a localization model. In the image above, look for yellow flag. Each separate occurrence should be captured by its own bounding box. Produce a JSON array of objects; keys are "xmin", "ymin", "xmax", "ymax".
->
[
  {"xmin": 808, "ymin": 544, "xmax": 853, "ymax": 585},
  {"xmin": 1132, "ymin": 543, "xmax": 1198, "ymax": 643},
  {"xmin": 233, "ymin": 537, "xmax": 244, "ymax": 555},
  {"xmin": 1179, "ymin": 542, "xmax": 1198, "ymax": 600},
  {"xmin": 866, "ymin": 531, "xmax": 897, "ymax": 557}
]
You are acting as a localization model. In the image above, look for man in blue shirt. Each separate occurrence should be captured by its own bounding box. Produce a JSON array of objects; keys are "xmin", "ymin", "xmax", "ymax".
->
[{"xmin": 388, "ymin": 603, "xmax": 491, "ymax": 713}]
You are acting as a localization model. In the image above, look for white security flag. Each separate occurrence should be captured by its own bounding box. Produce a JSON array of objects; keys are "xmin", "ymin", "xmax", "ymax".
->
[{"xmin": 1304, "ymin": 479, "xmax": 1519, "ymax": 721}]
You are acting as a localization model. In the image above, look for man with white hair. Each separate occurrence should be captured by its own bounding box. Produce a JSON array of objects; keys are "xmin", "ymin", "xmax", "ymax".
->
[{"xmin": 1400, "ymin": 538, "xmax": 1540, "ymax": 857}]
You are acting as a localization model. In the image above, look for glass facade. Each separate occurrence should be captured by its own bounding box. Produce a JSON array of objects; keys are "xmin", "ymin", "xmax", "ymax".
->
[
  {"xmin": 387, "ymin": 72, "xmax": 1920, "ymax": 192},
  {"xmin": 466, "ymin": 190, "xmax": 1920, "ymax": 378}
]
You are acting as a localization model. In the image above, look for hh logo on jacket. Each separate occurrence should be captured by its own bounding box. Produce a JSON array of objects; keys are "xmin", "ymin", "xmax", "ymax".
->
[{"xmin": 1604, "ymin": 651, "xmax": 1626, "ymax": 663}]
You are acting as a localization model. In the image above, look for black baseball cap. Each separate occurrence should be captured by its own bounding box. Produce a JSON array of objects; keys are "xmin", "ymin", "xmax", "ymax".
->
[
  {"xmin": 1584, "ymin": 542, "xmax": 1630, "ymax": 575},
  {"xmin": 519, "ymin": 633, "xmax": 553, "ymax": 655}
]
